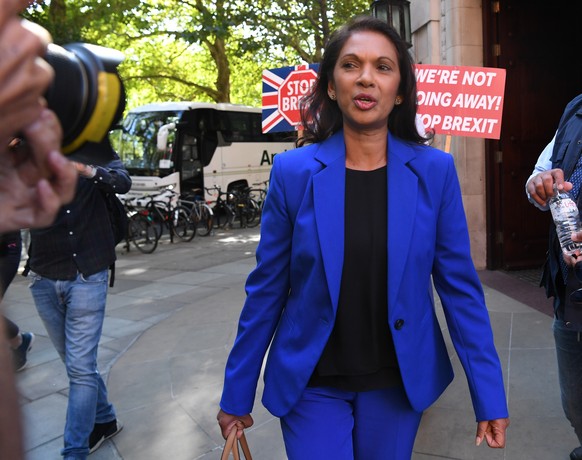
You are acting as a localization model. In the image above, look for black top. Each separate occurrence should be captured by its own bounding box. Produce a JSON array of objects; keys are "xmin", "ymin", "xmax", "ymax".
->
[
  {"xmin": 309, "ymin": 166, "xmax": 401, "ymax": 391},
  {"xmin": 29, "ymin": 157, "xmax": 131, "ymax": 280}
]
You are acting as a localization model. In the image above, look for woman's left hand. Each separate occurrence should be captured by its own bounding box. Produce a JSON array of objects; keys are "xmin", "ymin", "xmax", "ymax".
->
[
  {"xmin": 475, "ymin": 417, "xmax": 510, "ymax": 448},
  {"xmin": 216, "ymin": 409, "xmax": 254, "ymax": 440}
]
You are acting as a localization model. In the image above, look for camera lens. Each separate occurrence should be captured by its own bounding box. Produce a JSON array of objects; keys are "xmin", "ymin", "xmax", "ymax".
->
[
  {"xmin": 43, "ymin": 43, "xmax": 125, "ymax": 163},
  {"xmin": 44, "ymin": 44, "xmax": 90, "ymax": 146}
]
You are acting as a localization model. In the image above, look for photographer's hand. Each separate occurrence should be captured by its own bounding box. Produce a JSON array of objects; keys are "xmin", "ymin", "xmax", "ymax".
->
[
  {"xmin": 0, "ymin": 0, "xmax": 53, "ymax": 146},
  {"xmin": 0, "ymin": 5, "xmax": 74, "ymax": 460},
  {"xmin": 0, "ymin": 109, "xmax": 77, "ymax": 232},
  {"xmin": 0, "ymin": 1, "xmax": 76, "ymax": 232},
  {"xmin": 72, "ymin": 161, "xmax": 97, "ymax": 178}
]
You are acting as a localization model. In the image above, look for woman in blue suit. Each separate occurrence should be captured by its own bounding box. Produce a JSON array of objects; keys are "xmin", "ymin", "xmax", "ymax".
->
[{"xmin": 218, "ymin": 16, "xmax": 509, "ymax": 459}]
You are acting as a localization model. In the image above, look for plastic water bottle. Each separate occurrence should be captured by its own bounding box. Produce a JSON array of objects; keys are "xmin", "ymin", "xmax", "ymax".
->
[{"xmin": 549, "ymin": 188, "xmax": 582, "ymax": 256}]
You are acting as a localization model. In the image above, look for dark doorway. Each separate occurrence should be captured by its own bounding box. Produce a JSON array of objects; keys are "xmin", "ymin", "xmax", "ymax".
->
[{"xmin": 483, "ymin": 0, "xmax": 582, "ymax": 270}]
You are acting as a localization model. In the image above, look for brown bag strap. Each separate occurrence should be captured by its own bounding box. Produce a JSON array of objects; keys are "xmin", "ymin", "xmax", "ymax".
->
[{"xmin": 221, "ymin": 428, "xmax": 252, "ymax": 460}]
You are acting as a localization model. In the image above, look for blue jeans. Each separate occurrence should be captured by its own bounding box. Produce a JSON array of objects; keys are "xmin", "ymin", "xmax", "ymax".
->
[
  {"xmin": 29, "ymin": 270, "xmax": 116, "ymax": 460},
  {"xmin": 281, "ymin": 386, "xmax": 422, "ymax": 460},
  {"xmin": 554, "ymin": 319, "xmax": 582, "ymax": 445}
]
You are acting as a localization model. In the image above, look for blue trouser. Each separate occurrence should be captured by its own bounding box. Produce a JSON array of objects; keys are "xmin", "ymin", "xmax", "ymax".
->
[
  {"xmin": 29, "ymin": 270, "xmax": 116, "ymax": 460},
  {"xmin": 280, "ymin": 385, "xmax": 422, "ymax": 460},
  {"xmin": 554, "ymin": 319, "xmax": 582, "ymax": 445}
]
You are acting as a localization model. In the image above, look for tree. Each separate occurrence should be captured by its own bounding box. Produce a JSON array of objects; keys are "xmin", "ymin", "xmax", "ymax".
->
[
  {"xmin": 243, "ymin": 0, "xmax": 371, "ymax": 63},
  {"xmin": 24, "ymin": 0, "xmax": 371, "ymax": 108}
]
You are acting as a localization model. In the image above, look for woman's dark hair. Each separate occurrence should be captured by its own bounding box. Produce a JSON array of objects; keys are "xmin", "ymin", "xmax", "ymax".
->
[{"xmin": 298, "ymin": 15, "xmax": 430, "ymax": 147}]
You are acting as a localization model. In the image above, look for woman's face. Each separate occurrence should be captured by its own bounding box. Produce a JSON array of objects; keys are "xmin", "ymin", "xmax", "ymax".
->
[{"xmin": 328, "ymin": 30, "xmax": 401, "ymax": 134}]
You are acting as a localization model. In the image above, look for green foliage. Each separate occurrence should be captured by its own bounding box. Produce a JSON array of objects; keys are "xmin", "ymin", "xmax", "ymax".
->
[{"xmin": 23, "ymin": 0, "xmax": 372, "ymax": 110}]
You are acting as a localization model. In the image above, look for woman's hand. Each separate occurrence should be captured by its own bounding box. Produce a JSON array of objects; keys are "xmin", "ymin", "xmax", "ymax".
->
[
  {"xmin": 475, "ymin": 417, "xmax": 510, "ymax": 448},
  {"xmin": 217, "ymin": 409, "xmax": 254, "ymax": 440}
]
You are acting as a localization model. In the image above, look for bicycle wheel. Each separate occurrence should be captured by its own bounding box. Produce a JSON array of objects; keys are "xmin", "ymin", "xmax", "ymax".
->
[
  {"xmin": 213, "ymin": 203, "xmax": 233, "ymax": 229},
  {"xmin": 234, "ymin": 201, "xmax": 246, "ymax": 228},
  {"xmin": 172, "ymin": 206, "xmax": 196, "ymax": 241},
  {"xmin": 196, "ymin": 204, "xmax": 213, "ymax": 236},
  {"xmin": 128, "ymin": 214, "xmax": 158, "ymax": 254},
  {"xmin": 245, "ymin": 198, "xmax": 261, "ymax": 228}
]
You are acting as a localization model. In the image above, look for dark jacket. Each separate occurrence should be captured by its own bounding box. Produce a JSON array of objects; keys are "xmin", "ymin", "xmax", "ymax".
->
[
  {"xmin": 29, "ymin": 156, "xmax": 131, "ymax": 280},
  {"xmin": 543, "ymin": 94, "xmax": 582, "ymax": 315}
]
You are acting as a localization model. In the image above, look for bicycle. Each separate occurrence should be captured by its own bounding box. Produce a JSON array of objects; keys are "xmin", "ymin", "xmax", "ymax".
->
[
  {"xmin": 205, "ymin": 186, "xmax": 236, "ymax": 229},
  {"xmin": 123, "ymin": 196, "xmax": 158, "ymax": 254},
  {"xmin": 245, "ymin": 180, "xmax": 269, "ymax": 227},
  {"xmin": 229, "ymin": 186, "xmax": 261, "ymax": 228},
  {"xmin": 143, "ymin": 190, "xmax": 196, "ymax": 242},
  {"xmin": 251, "ymin": 180, "xmax": 269, "ymax": 211},
  {"xmin": 179, "ymin": 189, "xmax": 214, "ymax": 237}
]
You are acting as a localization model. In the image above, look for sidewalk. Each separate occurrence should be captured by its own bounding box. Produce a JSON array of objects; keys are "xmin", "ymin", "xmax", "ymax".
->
[{"xmin": 3, "ymin": 227, "xmax": 578, "ymax": 460}]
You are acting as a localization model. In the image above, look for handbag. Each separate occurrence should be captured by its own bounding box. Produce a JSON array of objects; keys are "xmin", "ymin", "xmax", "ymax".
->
[{"xmin": 220, "ymin": 428, "xmax": 252, "ymax": 460}]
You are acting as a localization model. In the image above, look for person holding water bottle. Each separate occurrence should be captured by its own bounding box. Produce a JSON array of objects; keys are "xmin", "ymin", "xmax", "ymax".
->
[{"xmin": 526, "ymin": 93, "xmax": 582, "ymax": 460}]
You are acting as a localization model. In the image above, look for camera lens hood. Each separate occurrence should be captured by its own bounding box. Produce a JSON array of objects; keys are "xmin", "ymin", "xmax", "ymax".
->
[{"xmin": 44, "ymin": 43, "xmax": 125, "ymax": 164}]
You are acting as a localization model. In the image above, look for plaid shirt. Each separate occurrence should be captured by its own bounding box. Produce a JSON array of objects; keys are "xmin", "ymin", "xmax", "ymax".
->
[{"xmin": 29, "ymin": 157, "xmax": 131, "ymax": 280}]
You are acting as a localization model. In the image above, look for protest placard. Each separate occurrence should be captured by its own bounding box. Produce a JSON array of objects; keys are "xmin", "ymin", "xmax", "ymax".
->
[
  {"xmin": 262, "ymin": 64, "xmax": 320, "ymax": 133},
  {"xmin": 415, "ymin": 64, "xmax": 506, "ymax": 139}
]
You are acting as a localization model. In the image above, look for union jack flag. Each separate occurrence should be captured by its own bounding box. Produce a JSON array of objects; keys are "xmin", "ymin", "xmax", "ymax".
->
[{"xmin": 262, "ymin": 64, "xmax": 320, "ymax": 133}]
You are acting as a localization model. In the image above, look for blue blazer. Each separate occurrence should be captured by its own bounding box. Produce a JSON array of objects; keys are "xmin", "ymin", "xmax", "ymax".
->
[{"xmin": 220, "ymin": 130, "xmax": 508, "ymax": 422}]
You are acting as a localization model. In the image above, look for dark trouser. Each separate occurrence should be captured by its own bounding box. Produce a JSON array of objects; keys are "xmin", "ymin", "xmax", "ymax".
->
[
  {"xmin": 3, "ymin": 318, "xmax": 18, "ymax": 340},
  {"xmin": 554, "ymin": 319, "xmax": 582, "ymax": 445},
  {"xmin": 0, "ymin": 231, "xmax": 22, "ymax": 340},
  {"xmin": 555, "ymin": 271, "xmax": 582, "ymax": 446}
]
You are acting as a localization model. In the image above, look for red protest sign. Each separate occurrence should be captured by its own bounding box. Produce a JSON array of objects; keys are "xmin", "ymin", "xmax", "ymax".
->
[
  {"xmin": 262, "ymin": 65, "xmax": 319, "ymax": 132},
  {"xmin": 278, "ymin": 68, "xmax": 318, "ymax": 127},
  {"xmin": 415, "ymin": 64, "xmax": 506, "ymax": 139}
]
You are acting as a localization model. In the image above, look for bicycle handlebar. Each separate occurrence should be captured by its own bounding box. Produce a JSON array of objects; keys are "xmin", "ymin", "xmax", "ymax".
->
[{"xmin": 205, "ymin": 186, "xmax": 231, "ymax": 198}]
